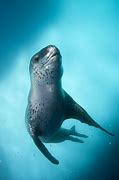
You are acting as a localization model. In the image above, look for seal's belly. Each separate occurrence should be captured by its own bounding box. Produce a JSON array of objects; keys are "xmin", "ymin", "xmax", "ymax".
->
[
  {"xmin": 39, "ymin": 101, "xmax": 63, "ymax": 136},
  {"xmin": 26, "ymin": 94, "xmax": 64, "ymax": 139}
]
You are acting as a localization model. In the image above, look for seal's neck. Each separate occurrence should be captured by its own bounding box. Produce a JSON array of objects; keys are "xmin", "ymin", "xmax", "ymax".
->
[{"xmin": 30, "ymin": 78, "xmax": 62, "ymax": 99}]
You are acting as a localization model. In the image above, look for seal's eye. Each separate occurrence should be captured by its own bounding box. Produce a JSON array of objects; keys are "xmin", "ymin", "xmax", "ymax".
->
[{"xmin": 33, "ymin": 55, "xmax": 39, "ymax": 62}]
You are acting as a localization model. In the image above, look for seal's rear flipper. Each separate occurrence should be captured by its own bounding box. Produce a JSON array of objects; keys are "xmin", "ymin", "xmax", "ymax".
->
[
  {"xmin": 32, "ymin": 135, "xmax": 59, "ymax": 165},
  {"xmin": 68, "ymin": 136, "xmax": 84, "ymax": 143},
  {"xmin": 70, "ymin": 125, "xmax": 88, "ymax": 138},
  {"xmin": 64, "ymin": 90, "xmax": 114, "ymax": 136}
]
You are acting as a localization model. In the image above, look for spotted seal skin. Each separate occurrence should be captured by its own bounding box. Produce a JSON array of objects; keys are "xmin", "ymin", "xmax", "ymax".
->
[{"xmin": 25, "ymin": 45, "xmax": 114, "ymax": 165}]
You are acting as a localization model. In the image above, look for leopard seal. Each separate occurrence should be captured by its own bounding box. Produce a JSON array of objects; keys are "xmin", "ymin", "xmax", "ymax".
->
[{"xmin": 25, "ymin": 45, "xmax": 114, "ymax": 165}]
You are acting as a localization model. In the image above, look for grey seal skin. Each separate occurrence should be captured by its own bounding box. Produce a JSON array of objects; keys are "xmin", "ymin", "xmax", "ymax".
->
[{"xmin": 25, "ymin": 45, "xmax": 114, "ymax": 165}]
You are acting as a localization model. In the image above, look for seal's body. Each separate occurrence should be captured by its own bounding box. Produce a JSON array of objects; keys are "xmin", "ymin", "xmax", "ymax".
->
[{"xmin": 25, "ymin": 45, "xmax": 114, "ymax": 164}]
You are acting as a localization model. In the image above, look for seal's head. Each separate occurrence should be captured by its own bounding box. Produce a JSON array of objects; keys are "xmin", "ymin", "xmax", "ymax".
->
[{"xmin": 30, "ymin": 45, "xmax": 63, "ymax": 83}]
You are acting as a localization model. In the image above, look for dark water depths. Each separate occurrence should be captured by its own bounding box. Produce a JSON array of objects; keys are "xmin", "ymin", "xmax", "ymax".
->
[{"xmin": 0, "ymin": 0, "xmax": 118, "ymax": 179}]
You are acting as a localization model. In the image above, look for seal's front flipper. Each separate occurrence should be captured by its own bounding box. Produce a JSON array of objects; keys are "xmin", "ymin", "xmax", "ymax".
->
[
  {"xmin": 32, "ymin": 135, "xmax": 59, "ymax": 165},
  {"xmin": 64, "ymin": 90, "xmax": 114, "ymax": 136}
]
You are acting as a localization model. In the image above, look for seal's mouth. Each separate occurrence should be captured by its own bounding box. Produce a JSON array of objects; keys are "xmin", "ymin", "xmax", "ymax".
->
[
  {"xmin": 51, "ymin": 52, "xmax": 58, "ymax": 58},
  {"xmin": 49, "ymin": 51, "xmax": 61, "ymax": 59}
]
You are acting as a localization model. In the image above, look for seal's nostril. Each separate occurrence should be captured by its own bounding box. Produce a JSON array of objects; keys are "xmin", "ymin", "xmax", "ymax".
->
[
  {"xmin": 48, "ymin": 45, "xmax": 55, "ymax": 48},
  {"xmin": 47, "ymin": 45, "xmax": 60, "ymax": 55},
  {"xmin": 47, "ymin": 45, "xmax": 57, "ymax": 51}
]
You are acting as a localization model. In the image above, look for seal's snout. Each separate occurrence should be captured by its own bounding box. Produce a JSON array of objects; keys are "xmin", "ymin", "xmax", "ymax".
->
[
  {"xmin": 47, "ymin": 45, "xmax": 58, "ymax": 51},
  {"xmin": 31, "ymin": 45, "xmax": 61, "ymax": 69},
  {"xmin": 35, "ymin": 45, "xmax": 60, "ymax": 61},
  {"xmin": 46, "ymin": 45, "xmax": 60, "ymax": 57}
]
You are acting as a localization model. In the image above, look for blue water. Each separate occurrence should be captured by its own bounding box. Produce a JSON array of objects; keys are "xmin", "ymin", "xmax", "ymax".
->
[{"xmin": 0, "ymin": 0, "xmax": 118, "ymax": 180}]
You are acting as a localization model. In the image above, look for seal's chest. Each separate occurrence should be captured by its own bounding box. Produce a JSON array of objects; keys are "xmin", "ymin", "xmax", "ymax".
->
[
  {"xmin": 37, "ymin": 99, "xmax": 64, "ymax": 133},
  {"xmin": 40, "ymin": 99, "xmax": 63, "ymax": 122}
]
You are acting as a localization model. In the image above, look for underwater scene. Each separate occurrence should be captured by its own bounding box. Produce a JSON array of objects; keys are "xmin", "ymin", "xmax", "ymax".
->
[{"xmin": 0, "ymin": 0, "xmax": 118, "ymax": 180}]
